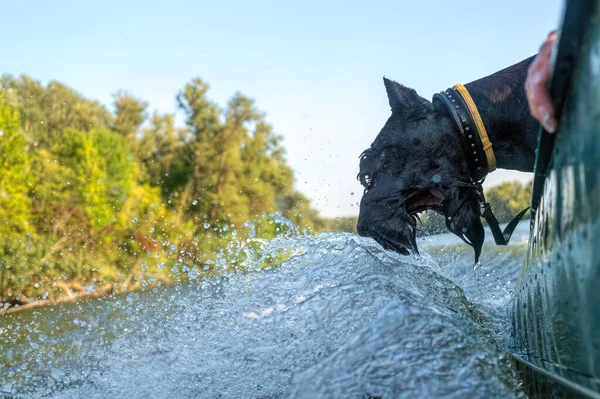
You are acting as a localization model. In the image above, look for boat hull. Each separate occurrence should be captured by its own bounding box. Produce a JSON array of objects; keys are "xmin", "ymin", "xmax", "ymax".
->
[{"xmin": 512, "ymin": 1, "xmax": 600, "ymax": 396}]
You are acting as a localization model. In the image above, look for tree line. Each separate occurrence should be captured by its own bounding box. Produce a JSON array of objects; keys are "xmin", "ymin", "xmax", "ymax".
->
[{"xmin": 0, "ymin": 75, "xmax": 345, "ymax": 309}]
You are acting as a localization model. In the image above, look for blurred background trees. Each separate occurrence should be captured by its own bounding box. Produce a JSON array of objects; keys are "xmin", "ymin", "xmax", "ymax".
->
[{"xmin": 0, "ymin": 74, "xmax": 337, "ymax": 306}]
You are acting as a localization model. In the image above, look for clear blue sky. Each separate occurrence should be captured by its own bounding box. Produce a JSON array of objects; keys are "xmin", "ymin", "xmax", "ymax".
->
[{"xmin": 1, "ymin": 0, "xmax": 563, "ymax": 217}]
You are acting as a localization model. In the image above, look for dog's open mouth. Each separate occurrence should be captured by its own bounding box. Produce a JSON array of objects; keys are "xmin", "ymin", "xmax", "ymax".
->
[
  {"xmin": 357, "ymin": 186, "xmax": 448, "ymax": 256},
  {"xmin": 404, "ymin": 188, "xmax": 445, "ymax": 214}
]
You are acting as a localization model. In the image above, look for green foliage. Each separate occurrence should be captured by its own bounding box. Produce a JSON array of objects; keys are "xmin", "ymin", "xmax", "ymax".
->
[
  {"xmin": 320, "ymin": 216, "xmax": 359, "ymax": 233},
  {"xmin": 112, "ymin": 91, "xmax": 148, "ymax": 139},
  {"xmin": 0, "ymin": 75, "xmax": 113, "ymax": 147},
  {"xmin": 0, "ymin": 74, "xmax": 337, "ymax": 309},
  {"xmin": 175, "ymin": 80, "xmax": 309, "ymax": 234},
  {"xmin": 48, "ymin": 128, "xmax": 130, "ymax": 227},
  {"xmin": 0, "ymin": 99, "xmax": 36, "ymax": 299},
  {"xmin": 277, "ymin": 191, "xmax": 326, "ymax": 232},
  {"xmin": 134, "ymin": 112, "xmax": 186, "ymax": 190}
]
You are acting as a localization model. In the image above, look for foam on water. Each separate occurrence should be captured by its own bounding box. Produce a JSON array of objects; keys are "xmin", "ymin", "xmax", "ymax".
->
[{"xmin": 0, "ymin": 229, "xmax": 528, "ymax": 398}]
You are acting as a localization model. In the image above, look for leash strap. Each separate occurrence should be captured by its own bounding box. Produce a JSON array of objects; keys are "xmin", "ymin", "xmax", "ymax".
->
[
  {"xmin": 481, "ymin": 202, "xmax": 530, "ymax": 245},
  {"xmin": 475, "ymin": 181, "xmax": 530, "ymax": 245}
]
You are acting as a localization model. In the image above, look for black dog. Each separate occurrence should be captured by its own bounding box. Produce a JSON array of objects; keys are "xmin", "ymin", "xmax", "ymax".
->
[{"xmin": 357, "ymin": 57, "xmax": 539, "ymax": 262}]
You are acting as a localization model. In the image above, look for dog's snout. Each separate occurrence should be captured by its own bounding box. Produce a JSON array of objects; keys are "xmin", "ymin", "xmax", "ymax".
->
[{"xmin": 357, "ymin": 221, "xmax": 370, "ymax": 237}]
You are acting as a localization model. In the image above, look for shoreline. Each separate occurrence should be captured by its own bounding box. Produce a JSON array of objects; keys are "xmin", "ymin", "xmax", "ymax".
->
[
  {"xmin": 0, "ymin": 278, "xmax": 164, "ymax": 316},
  {"xmin": 1, "ymin": 292, "xmax": 100, "ymax": 315}
]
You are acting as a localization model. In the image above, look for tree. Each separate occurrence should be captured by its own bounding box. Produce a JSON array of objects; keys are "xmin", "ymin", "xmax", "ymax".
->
[
  {"xmin": 176, "ymin": 81, "xmax": 260, "ymax": 229},
  {"xmin": 0, "ymin": 72, "xmax": 337, "ymax": 307},
  {"xmin": 277, "ymin": 191, "xmax": 325, "ymax": 231},
  {"xmin": 0, "ymin": 100, "xmax": 35, "ymax": 299},
  {"xmin": 112, "ymin": 91, "xmax": 148, "ymax": 139},
  {"xmin": 241, "ymin": 121, "xmax": 293, "ymax": 215},
  {"xmin": 0, "ymin": 74, "xmax": 113, "ymax": 147},
  {"xmin": 175, "ymin": 79, "xmax": 222, "ymax": 224},
  {"xmin": 320, "ymin": 216, "xmax": 359, "ymax": 233},
  {"xmin": 134, "ymin": 112, "xmax": 188, "ymax": 193}
]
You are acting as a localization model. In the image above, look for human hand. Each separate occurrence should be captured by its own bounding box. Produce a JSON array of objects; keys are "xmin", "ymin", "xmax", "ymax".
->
[{"xmin": 525, "ymin": 30, "xmax": 558, "ymax": 133}]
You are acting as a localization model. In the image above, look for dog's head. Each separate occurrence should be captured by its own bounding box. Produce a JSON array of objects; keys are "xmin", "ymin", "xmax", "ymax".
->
[{"xmin": 357, "ymin": 78, "xmax": 485, "ymax": 262}]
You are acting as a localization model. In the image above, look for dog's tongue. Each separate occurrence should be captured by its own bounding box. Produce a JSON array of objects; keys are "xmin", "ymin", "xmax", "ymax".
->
[
  {"xmin": 429, "ymin": 189, "xmax": 445, "ymax": 201},
  {"xmin": 408, "ymin": 189, "xmax": 444, "ymax": 210}
]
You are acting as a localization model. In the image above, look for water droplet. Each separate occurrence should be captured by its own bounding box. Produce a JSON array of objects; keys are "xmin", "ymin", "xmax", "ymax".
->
[
  {"xmin": 150, "ymin": 228, "xmax": 155, "ymax": 233},
  {"xmin": 204, "ymin": 223, "xmax": 210, "ymax": 229},
  {"xmin": 132, "ymin": 218, "xmax": 138, "ymax": 223},
  {"xmin": 432, "ymin": 174, "xmax": 441, "ymax": 183},
  {"xmin": 158, "ymin": 262, "xmax": 164, "ymax": 270},
  {"xmin": 192, "ymin": 200, "xmax": 198, "ymax": 206},
  {"xmin": 189, "ymin": 268, "xmax": 199, "ymax": 279},
  {"xmin": 350, "ymin": 192, "xmax": 354, "ymax": 196},
  {"xmin": 40, "ymin": 121, "xmax": 44, "ymax": 124}
]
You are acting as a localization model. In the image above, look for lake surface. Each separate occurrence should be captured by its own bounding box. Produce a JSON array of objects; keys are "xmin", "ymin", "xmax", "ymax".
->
[{"xmin": 0, "ymin": 222, "xmax": 530, "ymax": 398}]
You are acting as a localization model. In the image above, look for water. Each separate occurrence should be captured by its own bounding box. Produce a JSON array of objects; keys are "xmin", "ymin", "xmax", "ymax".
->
[{"xmin": 0, "ymin": 223, "xmax": 530, "ymax": 398}]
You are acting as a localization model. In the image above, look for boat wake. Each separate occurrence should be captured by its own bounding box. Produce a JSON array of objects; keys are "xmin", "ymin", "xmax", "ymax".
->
[{"xmin": 0, "ymin": 229, "xmax": 528, "ymax": 398}]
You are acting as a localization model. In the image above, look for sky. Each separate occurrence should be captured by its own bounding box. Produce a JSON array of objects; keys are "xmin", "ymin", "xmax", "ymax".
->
[{"xmin": 1, "ymin": 0, "xmax": 564, "ymax": 218}]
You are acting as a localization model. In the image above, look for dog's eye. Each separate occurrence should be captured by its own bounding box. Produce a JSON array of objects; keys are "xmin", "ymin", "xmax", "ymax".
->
[
  {"xmin": 379, "ymin": 150, "xmax": 391, "ymax": 168},
  {"xmin": 378, "ymin": 149, "xmax": 398, "ymax": 170},
  {"xmin": 376, "ymin": 152, "xmax": 385, "ymax": 169}
]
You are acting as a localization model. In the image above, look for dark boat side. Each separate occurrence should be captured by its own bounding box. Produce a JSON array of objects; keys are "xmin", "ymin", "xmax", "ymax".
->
[{"xmin": 511, "ymin": 0, "xmax": 600, "ymax": 397}]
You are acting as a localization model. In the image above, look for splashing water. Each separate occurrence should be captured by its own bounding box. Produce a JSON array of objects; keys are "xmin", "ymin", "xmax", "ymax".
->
[{"xmin": 0, "ymin": 223, "xmax": 530, "ymax": 398}]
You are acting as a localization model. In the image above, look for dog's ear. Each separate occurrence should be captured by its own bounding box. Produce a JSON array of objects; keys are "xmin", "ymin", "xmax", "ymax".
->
[{"xmin": 383, "ymin": 78, "xmax": 432, "ymax": 116}]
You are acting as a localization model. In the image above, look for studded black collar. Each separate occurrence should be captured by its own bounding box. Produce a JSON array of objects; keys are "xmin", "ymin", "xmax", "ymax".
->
[
  {"xmin": 433, "ymin": 86, "xmax": 529, "ymax": 251},
  {"xmin": 433, "ymin": 87, "xmax": 493, "ymax": 183}
]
